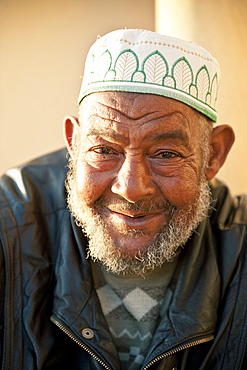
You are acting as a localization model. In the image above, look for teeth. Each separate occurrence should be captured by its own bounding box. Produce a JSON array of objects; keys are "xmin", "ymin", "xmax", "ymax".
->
[
  {"xmin": 109, "ymin": 209, "xmax": 146, "ymax": 218},
  {"xmin": 129, "ymin": 215, "xmax": 144, "ymax": 218}
]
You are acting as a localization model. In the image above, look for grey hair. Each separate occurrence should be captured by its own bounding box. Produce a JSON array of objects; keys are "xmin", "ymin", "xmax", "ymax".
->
[{"xmin": 196, "ymin": 112, "xmax": 213, "ymax": 171}]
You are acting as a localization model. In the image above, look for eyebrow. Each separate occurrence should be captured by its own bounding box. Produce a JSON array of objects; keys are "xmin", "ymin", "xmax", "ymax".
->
[
  {"xmin": 86, "ymin": 128, "xmax": 189, "ymax": 146},
  {"xmin": 147, "ymin": 130, "xmax": 188, "ymax": 142},
  {"xmin": 86, "ymin": 128, "xmax": 128, "ymax": 143}
]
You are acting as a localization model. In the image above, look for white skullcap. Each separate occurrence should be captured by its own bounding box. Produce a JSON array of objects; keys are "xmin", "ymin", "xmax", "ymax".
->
[{"xmin": 78, "ymin": 29, "xmax": 220, "ymax": 121}]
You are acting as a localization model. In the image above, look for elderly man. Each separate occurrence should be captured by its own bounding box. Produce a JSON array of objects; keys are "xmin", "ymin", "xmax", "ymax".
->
[{"xmin": 0, "ymin": 29, "xmax": 246, "ymax": 369}]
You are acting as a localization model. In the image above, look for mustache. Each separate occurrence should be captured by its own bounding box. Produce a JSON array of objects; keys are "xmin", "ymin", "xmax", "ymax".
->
[{"xmin": 93, "ymin": 196, "xmax": 176, "ymax": 214}]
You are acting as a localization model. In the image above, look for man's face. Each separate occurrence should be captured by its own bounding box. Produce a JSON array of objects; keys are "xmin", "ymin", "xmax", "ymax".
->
[{"xmin": 66, "ymin": 92, "xmax": 211, "ymax": 275}]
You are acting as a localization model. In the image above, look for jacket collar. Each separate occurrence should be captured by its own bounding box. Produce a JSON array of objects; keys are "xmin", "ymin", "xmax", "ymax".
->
[
  {"xmin": 52, "ymin": 212, "xmax": 220, "ymax": 368},
  {"xmin": 142, "ymin": 217, "xmax": 220, "ymax": 365}
]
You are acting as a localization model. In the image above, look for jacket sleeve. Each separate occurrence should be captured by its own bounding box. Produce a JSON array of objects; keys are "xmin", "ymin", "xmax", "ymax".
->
[
  {"xmin": 0, "ymin": 148, "xmax": 69, "ymax": 369},
  {"xmin": 0, "ymin": 179, "xmax": 24, "ymax": 368}
]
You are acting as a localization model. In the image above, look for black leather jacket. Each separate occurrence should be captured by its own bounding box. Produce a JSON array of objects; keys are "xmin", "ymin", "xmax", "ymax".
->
[{"xmin": 0, "ymin": 148, "xmax": 247, "ymax": 370}]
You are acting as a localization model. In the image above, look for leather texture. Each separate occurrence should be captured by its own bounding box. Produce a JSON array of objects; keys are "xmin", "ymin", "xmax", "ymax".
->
[{"xmin": 0, "ymin": 148, "xmax": 247, "ymax": 369}]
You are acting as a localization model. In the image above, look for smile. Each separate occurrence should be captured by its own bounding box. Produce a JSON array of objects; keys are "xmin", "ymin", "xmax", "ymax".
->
[{"xmin": 105, "ymin": 208, "xmax": 166, "ymax": 230}]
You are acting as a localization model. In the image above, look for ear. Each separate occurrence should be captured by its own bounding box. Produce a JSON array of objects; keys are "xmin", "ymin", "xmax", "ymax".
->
[
  {"xmin": 63, "ymin": 115, "xmax": 80, "ymax": 156},
  {"xmin": 205, "ymin": 124, "xmax": 235, "ymax": 180}
]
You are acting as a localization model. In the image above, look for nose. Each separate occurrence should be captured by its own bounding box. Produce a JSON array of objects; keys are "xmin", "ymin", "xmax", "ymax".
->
[{"xmin": 111, "ymin": 155, "xmax": 156, "ymax": 203}]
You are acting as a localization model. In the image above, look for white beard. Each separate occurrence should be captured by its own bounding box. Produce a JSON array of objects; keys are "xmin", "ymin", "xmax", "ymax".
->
[{"xmin": 66, "ymin": 161, "xmax": 212, "ymax": 276}]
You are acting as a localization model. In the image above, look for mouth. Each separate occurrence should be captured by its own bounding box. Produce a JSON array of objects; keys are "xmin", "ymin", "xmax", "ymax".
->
[
  {"xmin": 105, "ymin": 207, "xmax": 165, "ymax": 230},
  {"xmin": 111, "ymin": 209, "xmax": 159, "ymax": 218}
]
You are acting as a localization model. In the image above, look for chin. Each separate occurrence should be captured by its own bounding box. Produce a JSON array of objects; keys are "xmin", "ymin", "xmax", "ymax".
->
[{"xmin": 110, "ymin": 233, "xmax": 156, "ymax": 258}]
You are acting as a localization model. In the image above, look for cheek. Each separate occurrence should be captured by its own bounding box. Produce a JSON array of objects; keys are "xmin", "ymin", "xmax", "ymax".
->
[
  {"xmin": 157, "ymin": 170, "xmax": 201, "ymax": 209},
  {"xmin": 75, "ymin": 163, "xmax": 114, "ymax": 203}
]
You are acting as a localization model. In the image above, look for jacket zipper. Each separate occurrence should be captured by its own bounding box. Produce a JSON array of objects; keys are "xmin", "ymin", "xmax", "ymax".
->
[
  {"xmin": 51, "ymin": 316, "xmax": 213, "ymax": 370},
  {"xmin": 50, "ymin": 317, "xmax": 112, "ymax": 370},
  {"xmin": 143, "ymin": 335, "xmax": 214, "ymax": 369}
]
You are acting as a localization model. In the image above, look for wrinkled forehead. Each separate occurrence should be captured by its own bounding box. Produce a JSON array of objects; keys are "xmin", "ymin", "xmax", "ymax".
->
[
  {"xmin": 79, "ymin": 91, "xmax": 201, "ymax": 123},
  {"xmin": 78, "ymin": 91, "xmax": 205, "ymax": 142}
]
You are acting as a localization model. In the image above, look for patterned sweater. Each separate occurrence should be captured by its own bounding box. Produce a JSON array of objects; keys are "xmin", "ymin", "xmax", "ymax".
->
[{"xmin": 91, "ymin": 254, "xmax": 180, "ymax": 370}]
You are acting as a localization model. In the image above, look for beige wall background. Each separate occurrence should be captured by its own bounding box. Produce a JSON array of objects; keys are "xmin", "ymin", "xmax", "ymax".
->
[
  {"xmin": 0, "ymin": 0, "xmax": 155, "ymax": 172},
  {"xmin": 1, "ymin": 0, "xmax": 246, "ymax": 195},
  {"xmin": 156, "ymin": 0, "xmax": 247, "ymax": 196}
]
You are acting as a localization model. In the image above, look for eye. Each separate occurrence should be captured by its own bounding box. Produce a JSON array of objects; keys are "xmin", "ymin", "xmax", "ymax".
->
[
  {"xmin": 154, "ymin": 151, "xmax": 180, "ymax": 159},
  {"xmin": 91, "ymin": 146, "xmax": 116, "ymax": 155},
  {"xmin": 84, "ymin": 145, "xmax": 120, "ymax": 170}
]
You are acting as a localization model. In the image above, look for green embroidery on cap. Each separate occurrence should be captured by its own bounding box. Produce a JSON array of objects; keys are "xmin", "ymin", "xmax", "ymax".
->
[
  {"xmin": 209, "ymin": 73, "xmax": 219, "ymax": 109},
  {"xmin": 131, "ymin": 71, "xmax": 145, "ymax": 82},
  {"xmin": 142, "ymin": 51, "xmax": 168, "ymax": 84},
  {"xmin": 79, "ymin": 34, "xmax": 219, "ymax": 122},
  {"xmin": 114, "ymin": 50, "xmax": 139, "ymax": 81},
  {"xmin": 171, "ymin": 57, "xmax": 193, "ymax": 92},
  {"xmin": 85, "ymin": 48, "xmax": 219, "ymax": 112},
  {"xmin": 195, "ymin": 66, "xmax": 210, "ymax": 102}
]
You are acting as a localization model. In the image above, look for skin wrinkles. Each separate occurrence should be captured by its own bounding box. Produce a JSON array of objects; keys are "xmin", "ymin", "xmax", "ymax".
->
[
  {"xmin": 65, "ymin": 92, "xmax": 215, "ymax": 273},
  {"xmin": 82, "ymin": 107, "xmax": 191, "ymax": 134},
  {"xmin": 81, "ymin": 133, "xmax": 198, "ymax": 183},
  {"xmin": 92, "ymin": 92, "xmax": 159, "ymax": 120},
  {"xmin": 86, "ymin": 127, "xmax": 190, "ymax": 148},
  {"xmin": 64, "ymin": 91, "xmax": 235, "ymax": 274},
  {"xmin": 82, "ymin": 111, "xmax": 195, "ymax": 157},
  {"xmin": 77, "ymin": 93, "xmax": 203, "ymax": 207},
  {"xmin": 78, "ymin": 97, "xmax": 198, "ymax": 192},
  {"xmin": 84, "ymin": 128, "xmax": 196, "ymax": 180},
  {"xmin": 81, "ymin": 120, "xmax": 199, "ymax": 184},
  {"xmin": 79, "ymin": 90, "xmax": 193, "ymax": 129},
  {"xmin": 79, "ymin": 95, "xmax": 195, "ymax": 147},
  {"xmin": 92, "ymin": 101, "xmax": 159, "ymax": 121},
  {"xmin": 95, "ymin": 92, "xmax": 195, "ymax": 124}
]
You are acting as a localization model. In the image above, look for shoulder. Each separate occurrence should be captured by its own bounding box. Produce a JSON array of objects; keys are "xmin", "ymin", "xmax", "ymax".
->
[
  {"xmin": 0, "ymin": 148, "xmax": 71, "ymax": 270},
  {"xmin": 210, "ymin": 178, "xmax": 247, "ymax": 228},
  {"xmin": 0, "ymin": 148, "xmax": 70, "ymax": 252},
  {"xmin": 209, "ymin": 179, "xmax": 247, "ymax": 292},
  {"xmin": 0, "ymin": 148, "xmax": 69, "ymax": 216}
]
